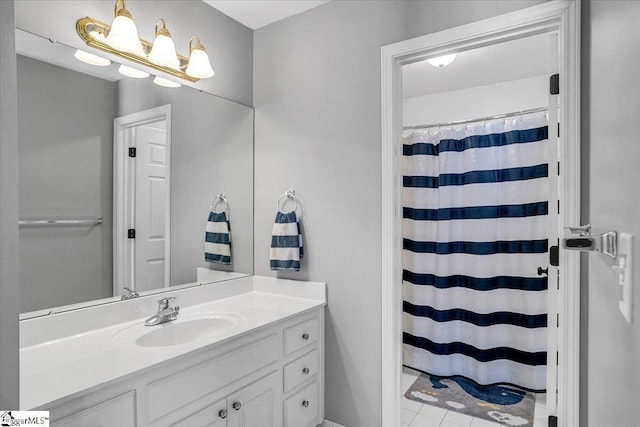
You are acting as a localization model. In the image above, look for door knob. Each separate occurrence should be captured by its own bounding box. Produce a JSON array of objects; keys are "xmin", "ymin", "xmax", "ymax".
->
[
  {"xmin": 302, "ymin": 367, "xmax": 310, "ymax": 375},
  {"xmin": 302, "ymin": 332, "xmax": 310, "ymax": 340},
  {"xmin": 537, "ymin": 266, "xmax": 548, "ymax": 276},
  {"xmin": 232, "ymin": 401, "xmax": 242, "ymax": 411},
  {"xmin": 218, "ymin": 409, "xmax": 227, "ymax": 419},
  {"xmin": 302, "ymin": 400, "xmax": 310, "ymax": 408}
]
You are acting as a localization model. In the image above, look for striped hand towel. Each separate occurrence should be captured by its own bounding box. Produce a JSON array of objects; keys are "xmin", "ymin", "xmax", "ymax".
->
[
  {"xmin": 270, "ymin": 211, "xmax": 304, "ymax": 271},
  {"xmin": 205, "ymin": 211, "xmax": 232, "ymax": 265}
]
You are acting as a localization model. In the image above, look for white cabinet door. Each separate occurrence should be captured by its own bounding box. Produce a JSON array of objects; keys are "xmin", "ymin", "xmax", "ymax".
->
[
  {"xmin": 52, "ymin": 391, "xmax": 135, "ymax": 427},
  {"xmin": 227, "ymin": 372, "xmax": 280, "ymax": 427},
  {"xmin": 171, "ymin": 398, "xmax": 228, "ymax": 427}
]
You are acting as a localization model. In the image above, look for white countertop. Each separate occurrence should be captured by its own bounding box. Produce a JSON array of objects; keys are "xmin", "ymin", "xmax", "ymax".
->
[{"xmin": 20, "ymin": 276, "xmax": 326, "ymax": 410}]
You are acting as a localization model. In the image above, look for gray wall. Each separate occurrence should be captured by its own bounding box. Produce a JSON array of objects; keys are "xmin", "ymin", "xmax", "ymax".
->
[
  {"xmin": 117, "ymin": 79, "xmax": 254, "ymax": 285},
  {"xmin": 252, "ymin": 1, "xmax": 545, "ymax": 425},
  {"xmin": 0, "ymin": 0, "xmax": 20, "ymax": 409},
  {"xmin": 582, "ymin": 1, "xmax": 640, "ymax": 426},
  {"xmin": 14, "ymin": 0, "xmax": 253, "ymax": 106},
  {"xmin": 17, "ymin": 55, "xmax": 116, "ymax": 313}
]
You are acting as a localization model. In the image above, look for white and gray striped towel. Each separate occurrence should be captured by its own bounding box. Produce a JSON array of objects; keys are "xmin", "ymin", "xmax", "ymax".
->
[
  {"xmin": 205, "ymin": 211, "xmax": 232, "ymax": 265},
  {"xmin": 270, "ymin": 211, "xmax": 303, "ymax": 271}
]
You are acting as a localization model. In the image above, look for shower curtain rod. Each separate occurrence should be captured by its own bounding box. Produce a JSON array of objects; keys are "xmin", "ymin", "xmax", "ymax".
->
[{"xmin": 402, "ymin": 106, "xmax": 549, "ymax": 131}]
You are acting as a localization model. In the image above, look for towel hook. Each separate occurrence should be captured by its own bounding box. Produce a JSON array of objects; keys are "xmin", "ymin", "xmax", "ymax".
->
[
  {"xmin": 210, "ymin": 193, "xmax": 229, "ymax": 215},
  {"xmin": 276, "ymin": 189, "xmax": 299, "ymax": 213}
]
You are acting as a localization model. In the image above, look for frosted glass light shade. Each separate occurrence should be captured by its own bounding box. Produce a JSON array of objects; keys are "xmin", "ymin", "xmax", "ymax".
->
[
  {"xmin": 148, "ymin": 34, "xmax": 181, "ymax": 71},
  {"xmin": 153, "ymin": 76, "xmax": 181, "ymax": 88},
  {"xmin": 74, "ymin": 49, "xmax": 111, "ymax": 66},
  {"xmin": 105, "ymin": 15, "xmax": 146, "ymax": 57},
  {"xmin": 186, "ymin": 48, "xmax": 214, "ymax": 79},
  {"xmin": 118, "ymin": 64, "xmax": 149, "ymax": 78},
  {"xmin": 427, "ymin": 53, "xmax": 457, "ymax": 68}
]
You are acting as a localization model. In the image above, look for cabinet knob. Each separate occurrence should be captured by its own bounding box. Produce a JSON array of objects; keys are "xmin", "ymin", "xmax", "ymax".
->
[
  {"xmin": 302, "ymin": 367, "xmax": 310, "ymax": 375},
  {"xmin": 218, "ymin": 409, "xmax": 228, "ymax": 419},
  {"xmin": 302, "ymin": 332, "xmax": 310, "ymax": 340},
  {"xmin": 232, "ymin": 401, "xmax": 242, "ymax": 411},
  {"xmin": 302, "ymin": 400, "xmax": 310, "ymax": 408}
]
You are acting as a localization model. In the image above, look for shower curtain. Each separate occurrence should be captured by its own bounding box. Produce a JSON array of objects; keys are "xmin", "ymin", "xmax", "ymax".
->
[{"xmin": 402, "ymin": 114, "xmax": 549, "ymax": 392}]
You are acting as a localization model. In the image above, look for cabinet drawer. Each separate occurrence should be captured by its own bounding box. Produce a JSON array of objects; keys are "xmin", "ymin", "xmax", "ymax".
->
[
  {"xmin": 283, "ymin": 349, "xmax": 319, "ymax": 393},
  {"xmin": 170, "ymin": 399, "xmax": 227, "ymax": 427},
  {"xmin": 53, "ymin": 391, "xmax": 135, "ymax": 427},
  {"xmin": 147, "ymin": 333, "xmax": 279, "ymax": 423},
  {"xmin": 283, "ymin": 317, "xmax": 318, "ymax": 356},
  {"xmin": 283, "ymin": 381, "xmax": 319, "ymax": 427}
]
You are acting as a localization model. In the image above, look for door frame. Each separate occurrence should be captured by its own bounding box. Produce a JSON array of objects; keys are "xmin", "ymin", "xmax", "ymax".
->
[
  {"xmin": 113, "ymin": 104, "xmax": 172, "ymax": 296},
  {"xmin": 380, "ymin": 2, "xmax": 581, "ymax": 426}
]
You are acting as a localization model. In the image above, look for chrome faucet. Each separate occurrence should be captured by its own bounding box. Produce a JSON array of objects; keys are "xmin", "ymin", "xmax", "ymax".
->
[
  {"xmin": 145, "ymin": 297, "xmax": 180, "ymax": 326},
  {"xmin": 121, "ymin": 287, "xmax": 140, "ymax": 300}
]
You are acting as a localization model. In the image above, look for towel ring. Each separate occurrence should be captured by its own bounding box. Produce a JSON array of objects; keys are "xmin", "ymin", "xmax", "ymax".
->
[
  {"xmin": 276, "ymin": 190, "xmax": 299, "ymax": 213},
  {"xmin": 210, "ymin": 193, "xmax": 229, "ymax": 215}
]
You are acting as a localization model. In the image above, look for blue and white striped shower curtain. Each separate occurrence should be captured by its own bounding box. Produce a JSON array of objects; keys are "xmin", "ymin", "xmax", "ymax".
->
[{"xmin": 402, "ymin": 114, "xmax": 549, "ymax": 392}]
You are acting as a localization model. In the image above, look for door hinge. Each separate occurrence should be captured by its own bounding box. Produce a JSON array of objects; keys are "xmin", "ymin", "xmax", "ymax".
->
[
  {"xmin": 550, "ymin": 73, "xmax": 559, "ymax": 95},
  {"xmin": 128, "ymin": 147, "xmax": 137, "ymax": 158},
  {"xmin": 549, "ymin": 415, "xmax": 558, "ymax": 427},
  {"xmin": 128, "ymin": 229, "xmax": 135, "ymax": 239},
  {"xmin": 550, "ymin": 245, "xmax": 559, "ymax": 266}
]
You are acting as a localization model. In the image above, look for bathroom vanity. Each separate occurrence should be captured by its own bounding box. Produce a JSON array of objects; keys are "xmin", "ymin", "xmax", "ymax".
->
[{"xmin": 20, "ymin": 276, "xmax": 326, "ymax": 427}]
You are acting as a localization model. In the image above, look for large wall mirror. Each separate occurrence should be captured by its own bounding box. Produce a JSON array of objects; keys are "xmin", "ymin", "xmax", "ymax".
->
[{"xmin": 16, "ymin": 28, "xmax": 254, "ymax": 318}]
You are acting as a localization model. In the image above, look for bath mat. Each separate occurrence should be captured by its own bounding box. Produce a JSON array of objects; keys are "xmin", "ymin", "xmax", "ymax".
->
[{"xmin": 405, "ymin": 373, "xmax": 536, "ymax": 426}]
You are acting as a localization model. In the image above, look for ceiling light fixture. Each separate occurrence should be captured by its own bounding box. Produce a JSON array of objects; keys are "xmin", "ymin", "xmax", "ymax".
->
[
  {"xmin": 73, "ymin": 49, "xmax": 111, "ymax": 66},
  {"xmin": 427, "ymin": 53, "xmax": 457, "ymax": 68},
  {"xmin": 118, "ymin": 64, "xmax": 149, "ymax": 78},
  {"xmin": 76, "ymin": 0, "xmax": 215, "ymax": 84}
]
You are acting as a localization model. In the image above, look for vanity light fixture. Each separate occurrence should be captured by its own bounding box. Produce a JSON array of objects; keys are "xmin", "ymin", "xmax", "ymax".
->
[
  {"xmin": 148, "ymin": 19, "xmax": 181, "ymax": 70},
  {"xmin": 76, "ymin": 0, "xmax": 215, "ymax": 83},
  {"xmin": 73, "ymin": 49, "xmax": 111, "ymax": 66},
  {"xmin": 104, "ymin": 0, "xmax": 146, "ymax": 57},
  {"xmin": 427, "ymin": 53, "xmax": 457, "ymax": 68},
  {"xmin": 185, "ymin": 36, "xmax": 215, "ymax": 79},
  {"xmin": 118, "ymin": 64, "xmax": 149, "ymax": 78}
]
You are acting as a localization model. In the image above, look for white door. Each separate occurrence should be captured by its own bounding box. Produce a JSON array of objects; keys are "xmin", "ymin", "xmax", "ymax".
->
[
  {"xmin": 545, "ymin": 31, "xmax": 560, "ymax": 418},
  {"xmin": 227, "ymin": 373, "xmax": 280, "ymax": 427},
  {"xmin": 132, "ymin": 122, "xmax": 169, "ymax": 292},
  {"xmin": 113, "ymin": 105, "xmax": 171, "ymax": 297}
]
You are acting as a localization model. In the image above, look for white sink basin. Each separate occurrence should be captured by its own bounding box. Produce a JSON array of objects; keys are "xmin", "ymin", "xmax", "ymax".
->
[{"xmin": 113, "ymin": 312, "xmax": 242, "ymax": 348}]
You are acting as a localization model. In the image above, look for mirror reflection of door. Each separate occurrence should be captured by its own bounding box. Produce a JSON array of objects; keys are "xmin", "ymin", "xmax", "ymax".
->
[
  {"xmin": 131, "ymin": 121, "xmax": 169, "ymax": 292},
  {"xmin": 114, "ymin": 105, "xmax": 171, "ymax": 296}
]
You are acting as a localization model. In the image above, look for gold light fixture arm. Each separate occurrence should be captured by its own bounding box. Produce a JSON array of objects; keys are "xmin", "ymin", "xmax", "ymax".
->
[
  {"xmin": 114, "ymin": 0, "xmax": 133, "ymax": 19},
  {"xmin": 189, "ymin": 35, "xmax": 205, "ymax": 52},
  {"xmin": 76, "ymin": 17, "xmax": 198, "ymax": 82},
  {"xmin": 155, "ymin": 18, "xmax": 172, "ymax": 38}
]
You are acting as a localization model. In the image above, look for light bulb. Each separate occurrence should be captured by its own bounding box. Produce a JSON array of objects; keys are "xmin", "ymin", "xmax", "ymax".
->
[
  {"xmin": 427, "ymin": 53, "xmax": 457, "ymax": 68},
  {"xmin": 153, "ymin": 76, "xmax": 181, "ymax": 88},
  {"xmin": 118, "ymin": 64, "xmax": 149, "ymax": 78},
  {"xmin": 74, "ymin": 49, "xmax": 111, "ymax": 66},
  {"xmin": 148, "ymin": 19, "xmax": 181, "ymax": 71},
  {"xmin": 186, "ymin": 36, "xmax": 214, "ymax": 79},
  {"xmin": 104, "ymin": 1, "xmax": 146, "ymax": 57}
]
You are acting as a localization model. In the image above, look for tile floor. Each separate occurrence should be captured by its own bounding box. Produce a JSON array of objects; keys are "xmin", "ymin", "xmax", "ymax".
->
[{"xmin": 401, "ymin": 367, "xmax": 548, "ymax": 427}]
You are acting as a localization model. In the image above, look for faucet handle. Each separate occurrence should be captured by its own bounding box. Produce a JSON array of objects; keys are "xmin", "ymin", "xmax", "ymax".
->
[{"xmin": 158, "ymin": 296, "xmax": 176, "ymax": 309}]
